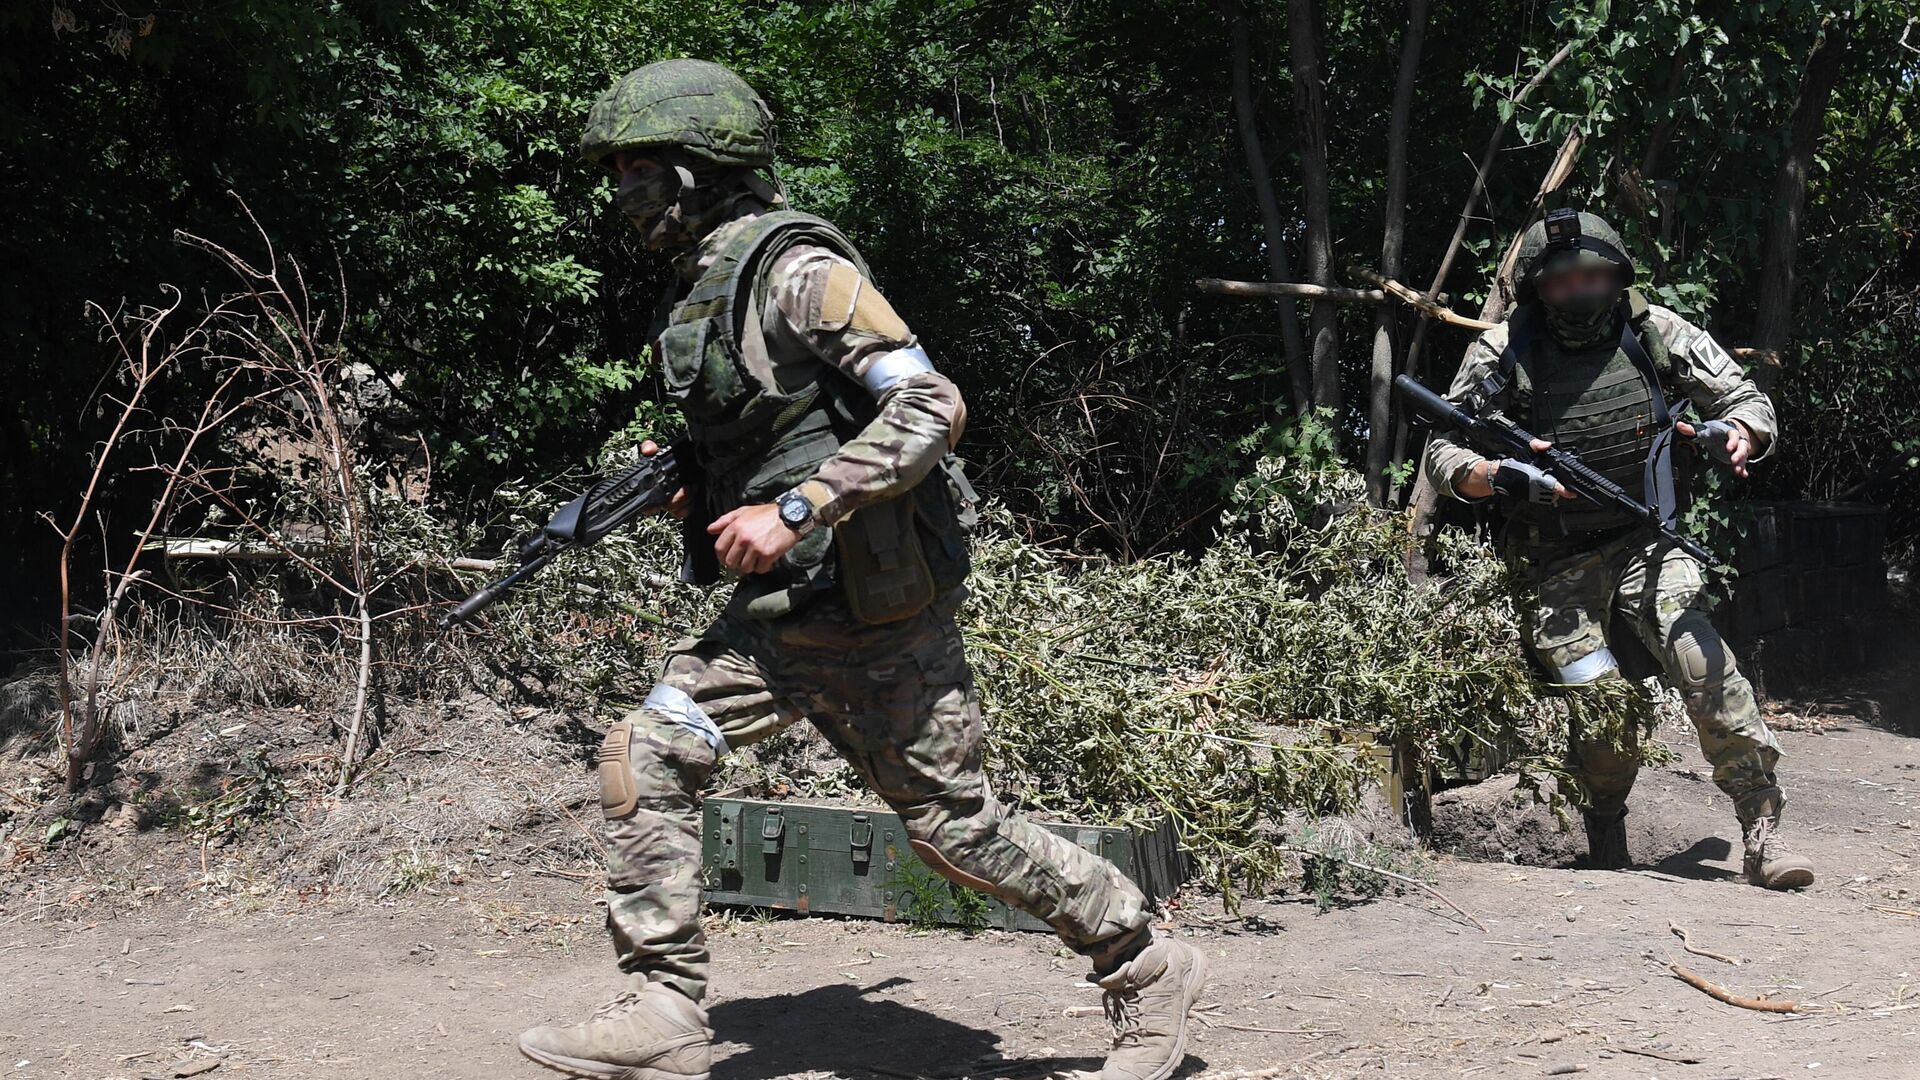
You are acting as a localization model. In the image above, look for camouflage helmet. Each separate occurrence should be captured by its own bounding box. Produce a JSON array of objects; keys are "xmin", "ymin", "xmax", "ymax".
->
[
  {"xmin": 581, "ymin": 59, "xmax": 776, "ymax": 171},
  {"xmin": 1514, "ymin": 209, "xmax": 1635, "ymax": 304}
]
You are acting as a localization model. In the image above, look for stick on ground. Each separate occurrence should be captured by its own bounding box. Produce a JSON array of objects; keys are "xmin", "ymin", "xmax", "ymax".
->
[
  {"xmin": 1614, "ymin": 1045, "xmax": 1704, "ymax": 1064},
  {"xmin": 1667, "ymin": 959, "xmax": 1798, "ymax": 1013},
  {"xmin": 1669, "ymin": 920, "xmax": 1742, "ymax": 965}
]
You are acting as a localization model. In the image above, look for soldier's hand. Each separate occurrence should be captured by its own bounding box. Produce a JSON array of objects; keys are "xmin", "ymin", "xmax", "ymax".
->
[
  {"xmin": 1523, "ymin": 439, "xmax": 1577, "ymax": 500},
  {"xmin": 708, "ymin": 503, "xmax": 799, "ymax": 575},
  {"xmin": 1675, "ymin": 420, "xmax": 1753, "ymax": 478},
  {"xmin": 641, "ymin": 439, "xmax": 692, "ymax": 519}
]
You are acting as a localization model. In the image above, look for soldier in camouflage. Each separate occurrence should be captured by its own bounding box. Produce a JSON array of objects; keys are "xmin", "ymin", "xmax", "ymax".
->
[
  {"xmin": 1424, "ymin": 209, "xmax": 1815, "ymax": 891},
  {"xmin": 517, "ymin": 59, "xmax": 1207, "ymax": 1080}
]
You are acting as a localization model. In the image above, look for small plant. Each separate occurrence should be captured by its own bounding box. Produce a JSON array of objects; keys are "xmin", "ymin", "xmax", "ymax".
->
[
  {"xmin": 1289, "ymin": 819, "xmax": 1431, "ymax": 914},
  {"xmin": 179, "ymin": 746, "xmax": 290, "ymax": 839},
  {"xmin": 889, "ymin": 857, "xmax": 992, "ymax": 933},
  {"xmin": 383, "ymin": 848, "xmax": 449, "ymax": 896}
]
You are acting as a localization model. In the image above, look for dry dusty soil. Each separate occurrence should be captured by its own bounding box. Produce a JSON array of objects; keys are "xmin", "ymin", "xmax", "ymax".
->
[{"xmin": 4, "ymin": 703, "xmax": 1920, "ymax": 1080}]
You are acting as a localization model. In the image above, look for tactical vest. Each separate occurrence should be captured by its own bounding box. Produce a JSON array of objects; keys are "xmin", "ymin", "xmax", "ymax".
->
[
  {"xmin": 1491, "ymin": 295, "xmax": 1682, "ymax": 538},
  {"xmin": 656, "ymin": 209, "xmax": 975, "ymax": 622}
]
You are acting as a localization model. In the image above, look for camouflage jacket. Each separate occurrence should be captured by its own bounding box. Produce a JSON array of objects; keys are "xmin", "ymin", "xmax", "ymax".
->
[
  {"xmin": 1423, "ymin": 304, "xmax": 1777, "ymax": 501},
  {"xmin": 676, "ymin": 208, "xmax": 966, "ymax": 528}
]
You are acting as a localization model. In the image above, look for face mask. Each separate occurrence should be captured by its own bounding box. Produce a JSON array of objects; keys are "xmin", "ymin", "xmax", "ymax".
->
[
  {"xmin": 614, "ymin": 168, "xmax": 683, "ymax": 231},
  {"xmin": 1542, "ymin": 290, "xmax": 1620, "ymax": 349}
]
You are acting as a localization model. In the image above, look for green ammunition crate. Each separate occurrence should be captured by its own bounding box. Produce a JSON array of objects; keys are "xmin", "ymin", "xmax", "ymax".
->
[{"xmin": 699, "ymin": 793, "xmax": 1189, "ymax": 932}]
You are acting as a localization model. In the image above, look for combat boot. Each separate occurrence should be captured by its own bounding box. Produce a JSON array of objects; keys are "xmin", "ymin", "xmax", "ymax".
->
[
  {"xmin": 1737, "ymin": 789, "xmax": 1816, "ymax": 891},
  {"xmin": 1582, "ymin": 808, "xmax": 1630, "ymax": 870},
  {"xmin": 519, "ymin": 983, "xmax": 713, "ymax": 1080},
  {"xmin": 1096, "ymin": 935, "xmax": 1209, "ymax": 1080}
]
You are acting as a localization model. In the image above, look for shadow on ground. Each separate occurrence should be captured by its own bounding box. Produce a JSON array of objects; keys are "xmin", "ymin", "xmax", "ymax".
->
[{"xmin": 710, "ymin": 978, "xmax": 1113, "ymax": 1080}]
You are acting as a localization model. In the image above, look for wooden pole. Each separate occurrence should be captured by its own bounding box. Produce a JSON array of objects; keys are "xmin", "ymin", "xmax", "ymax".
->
[
  {"xmin": 1393, "ymin": 38, "xmax": 1579, "ymax": 543},
  {"xmin": 1480, "ymin": 129, "xmax": 1584, "ymax": 326},
  {"xmin": 1197, "ymin": 278, "xmax": 1389, "ymax": 304},
  {"xmin": 1229, "ymin": 1, "xmax": 1312, "ymax": 416},
  {"xmin": 1289, "ymin": 0, "xmax": 1342, "ymax": 413},
  {"xmin": 1366, "ymin": 0, "xmax": 1430, "ymax": 507}
]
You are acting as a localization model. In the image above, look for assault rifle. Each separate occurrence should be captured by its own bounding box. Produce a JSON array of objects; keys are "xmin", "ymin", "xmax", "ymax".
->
[
  {"xmin": 1394, "ymin": 373, "xmax": 1715, "ymax": 565},
  {"xmin": 443, "ymin": 443, "xmax": 689, "ymax": 626}
]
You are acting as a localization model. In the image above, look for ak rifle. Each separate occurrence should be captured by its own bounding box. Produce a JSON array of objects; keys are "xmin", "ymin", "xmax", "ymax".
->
[
  {"xmin": 1394, "ymin": 373, "xmax": 1715, "ymax": 565},
  {"xmin": 443, "ymin": 444, "xmax": 689, "ymax": 625}
]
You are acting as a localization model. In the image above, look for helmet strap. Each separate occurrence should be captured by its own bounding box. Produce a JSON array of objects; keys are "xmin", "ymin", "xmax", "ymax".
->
[{"xmin": 739, "ymin": 168, "xmax": 785, "ymax": 206}]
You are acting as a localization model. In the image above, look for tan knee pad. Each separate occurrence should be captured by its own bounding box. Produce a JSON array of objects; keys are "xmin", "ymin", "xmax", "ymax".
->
[
  {"xmin": 1669, "ymin": 611, "xmax": 1736, "ymax": 691},
  {"xmin": 907, "ymin": 836, "xmax": 1003, "ymax": 894},
  {"xmin": 903, "ymin": 802, "xmax": 1007, "ymax": 895},
  {"xmin": 598, "ymin": 721, "xmax": 639, "ymax": 820}
]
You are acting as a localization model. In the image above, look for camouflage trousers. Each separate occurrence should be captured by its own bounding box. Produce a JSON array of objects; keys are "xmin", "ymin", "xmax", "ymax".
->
[
  {"xmin": 1516, "ymin": 529, "xmax": 1783, "ymax": 816},
  {"xmin": 597, "ymin": 589, "xmax": 1151, "ymax": 1002}
]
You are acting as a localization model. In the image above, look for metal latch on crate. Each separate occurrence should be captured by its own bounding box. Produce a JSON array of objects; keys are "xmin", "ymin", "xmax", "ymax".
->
[
  {"xmin": 760, "ymin": 808, "xmax": 786, "ymax": 855},
  {"xmin": 850, "ymin": 813, "xmax": 873, "ymax": 866}
]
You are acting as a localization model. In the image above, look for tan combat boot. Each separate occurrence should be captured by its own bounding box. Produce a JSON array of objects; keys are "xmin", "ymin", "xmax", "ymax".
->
[
  {"xmin": 519, "ymin": 983, "xmax": 713, "ymax": 1080},
  {"xmin": 1096, "ymin": 935, "xmax": 1209, "ymax": 1080},
  {"xmin": 1738, "ymin": 789, "xmax": 1816, "ymax": 891}
]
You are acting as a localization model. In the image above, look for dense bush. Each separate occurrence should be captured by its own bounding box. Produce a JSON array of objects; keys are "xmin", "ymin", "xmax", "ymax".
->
[{"xmin": 7, "ymin": 1, "xmax": 1915, "ymax": 644}]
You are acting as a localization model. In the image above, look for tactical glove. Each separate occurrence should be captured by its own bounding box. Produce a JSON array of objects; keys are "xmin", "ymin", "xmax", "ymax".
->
[
  {"xmin": 1492, "ymin": 458, "xmax": 1562, "ymax": 505},
  {"xmin": 1690, "ymin": 419, "xmax": 1741, "ymax": 464}
]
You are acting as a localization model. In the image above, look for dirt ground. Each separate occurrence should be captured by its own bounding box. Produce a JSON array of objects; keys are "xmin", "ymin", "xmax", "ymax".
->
[{"xmin": 4, "ymin": 695, "xmax": 1920, "ymax": 1080}]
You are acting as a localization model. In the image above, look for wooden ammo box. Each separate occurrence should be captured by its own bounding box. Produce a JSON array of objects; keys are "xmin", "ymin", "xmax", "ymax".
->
[{"xmin": 700, "ymin": 793, "xmax": 1189, "ymax": 932}]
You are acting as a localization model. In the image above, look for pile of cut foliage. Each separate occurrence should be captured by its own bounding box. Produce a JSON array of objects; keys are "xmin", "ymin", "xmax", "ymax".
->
[
  {"xmin": 12, "ymin": 431, "xmax": 1644, "ymax": 902},
  {"xmin": 456, "ymin": 432, "xmax": 1630, "ymax": 897}
]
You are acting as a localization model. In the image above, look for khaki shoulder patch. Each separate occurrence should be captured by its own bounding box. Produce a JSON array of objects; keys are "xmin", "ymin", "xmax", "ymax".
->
[{"xmin": 818, "ymin": 262, "xmax": 910, "ymax": 342}]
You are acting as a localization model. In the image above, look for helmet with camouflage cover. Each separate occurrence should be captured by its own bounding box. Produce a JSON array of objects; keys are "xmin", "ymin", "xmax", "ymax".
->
[
  {"xmin": 1513, "ymin": 209, "xmax": 1635, "ymax": 305},
  {"xmin": 581, "ymin": 59, "xmax": 776, "ymax": 171}
]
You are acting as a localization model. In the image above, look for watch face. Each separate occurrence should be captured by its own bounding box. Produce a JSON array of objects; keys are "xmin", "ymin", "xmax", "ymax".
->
[{"xmin": 780, "ymin": 495, "xmax": 810, "ymax": 526}]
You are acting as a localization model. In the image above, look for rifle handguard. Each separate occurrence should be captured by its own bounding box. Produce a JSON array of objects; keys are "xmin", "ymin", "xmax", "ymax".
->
[{"xmin": 441, "ymin": 442, "xmax": 689, "ymax": 626}]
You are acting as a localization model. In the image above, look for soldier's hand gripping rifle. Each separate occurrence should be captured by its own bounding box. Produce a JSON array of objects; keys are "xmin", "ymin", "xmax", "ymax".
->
[
  {"xmin": 1393, "ymin": 373, "xmax": 1715, "ymax": 565},
  {"xmin": 442, "ymin": 443, "xmax": 689, "ymax": 626}
]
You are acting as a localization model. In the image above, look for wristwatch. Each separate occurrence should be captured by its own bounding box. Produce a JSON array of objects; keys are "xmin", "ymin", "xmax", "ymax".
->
[{"xmin": 775, "ymin": 489, "xmax": 818, "ymax": 537}]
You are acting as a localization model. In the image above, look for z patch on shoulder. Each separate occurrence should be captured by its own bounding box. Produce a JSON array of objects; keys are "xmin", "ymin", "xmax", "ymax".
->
[{"xmin": 818, "ymin": 262, "xmax": 910, "ymax": 342}]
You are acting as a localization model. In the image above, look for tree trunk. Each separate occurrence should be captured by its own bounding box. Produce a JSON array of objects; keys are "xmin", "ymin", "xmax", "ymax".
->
[
  {"xmin": 1229, "ymin": 3, "xmax": 1311, "ymax": 416},
  {"xmin": 1752, "ymin": 19, "xmax": 1850, "ymax": 384},
  {"xmin": 1390, "ymin": 38, "xmax": 1579, "ymax": 514},
  {"xmin": 1365, "ymin": 0, "xmax": 1429, "ymax": 507},
  {"xmin": 1288, "ymin": 0, "xmax": 1341, "ymax": 414}
]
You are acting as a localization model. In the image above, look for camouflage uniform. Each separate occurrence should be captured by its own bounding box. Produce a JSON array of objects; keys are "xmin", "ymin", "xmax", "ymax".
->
[
  {"xmin": 1424, "ymin": 304, "xmax": 1784, "ymax": 815},
  {"xmin": 525, "ymin": 63, "xmax": 1202, "ymax": 1080},
  {"xmin": 603, "ymin": 209, "xmax": 1151, "ymax": 1004}
]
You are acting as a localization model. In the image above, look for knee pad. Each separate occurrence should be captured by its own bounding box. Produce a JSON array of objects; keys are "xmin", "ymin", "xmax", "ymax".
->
[
  {"xmin": 598, "ymin": 708, "xmax": 721, "ymax": 821},
  {"xmin": 1669, "ymin": 611, "xmax": 1736, "ymax": 691},
  {"xmin": 598, "ymin": 721, "xmax": 640, "ymax": 819},
  {"xmin": 901, "ymin": 802, "xmax": 1005, "ymax": 895}
]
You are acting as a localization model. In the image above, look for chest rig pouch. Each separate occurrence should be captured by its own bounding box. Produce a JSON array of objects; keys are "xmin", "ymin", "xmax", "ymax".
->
[
  {"xmin": 656, "ymin": 210, "xmax": 975, "ymax": 622},
  {"xmin": 1472, "ymin": 292, "xmax": 1686, "ymax": 543}
]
